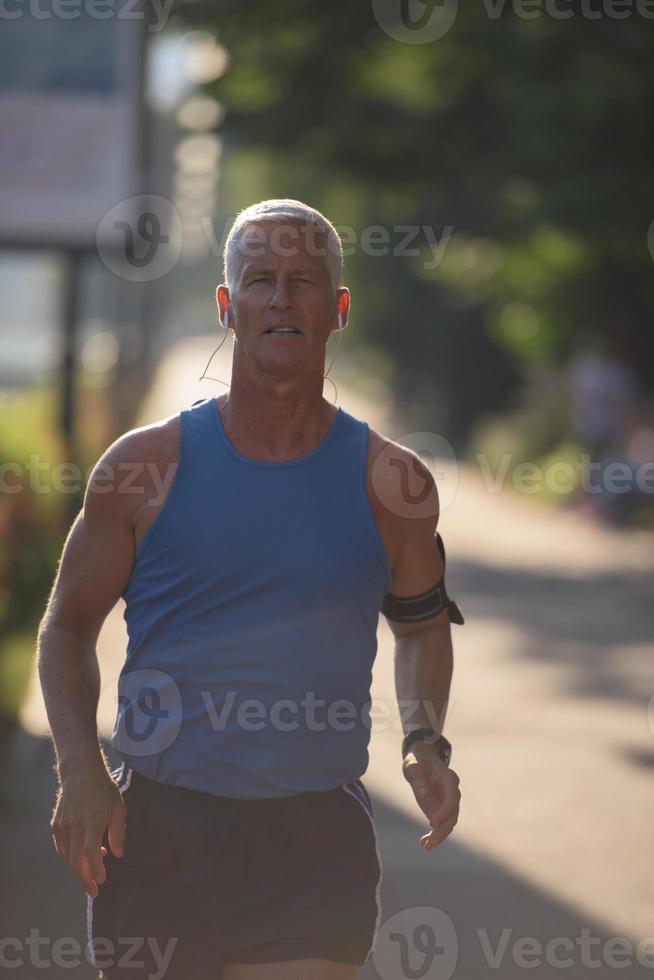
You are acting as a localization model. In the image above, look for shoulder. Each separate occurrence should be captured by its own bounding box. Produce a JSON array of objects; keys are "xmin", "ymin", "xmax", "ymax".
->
[
  {"xmin": 365, "ymin": 424, "xmax": 439, "ymax": 537},
  {"xmin": 83, "ymin": 411, "xmax": 181, "ymax": 522},
  {"xmin": 93, "ymin": 412, "xmax": 180, "ymax": 475}
]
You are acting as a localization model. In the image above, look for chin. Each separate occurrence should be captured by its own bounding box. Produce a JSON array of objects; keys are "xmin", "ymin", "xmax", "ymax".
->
[{"xmin": 259, "ymin": 351, "xmax": 307, "ymax": 373}]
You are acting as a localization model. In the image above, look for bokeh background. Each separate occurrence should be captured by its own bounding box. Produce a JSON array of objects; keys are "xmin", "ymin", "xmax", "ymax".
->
[{"xmin": 1, "ymin": 2, "xmax": 654, "ymax": 977}]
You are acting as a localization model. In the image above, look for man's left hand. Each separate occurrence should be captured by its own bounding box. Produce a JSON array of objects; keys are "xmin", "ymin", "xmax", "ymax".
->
[{"xmin": 402, "ymin": 742, "xmax": 461, "ymax": 851}]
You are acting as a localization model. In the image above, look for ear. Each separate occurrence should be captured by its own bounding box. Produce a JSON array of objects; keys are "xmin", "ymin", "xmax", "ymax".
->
[
  {"xmin": 332, "ymin": 287, "xmax": 350, "ymax": 332},
  {"xmin": 216, "ymin": 284, "xmax": 231, "ymax": 327}
]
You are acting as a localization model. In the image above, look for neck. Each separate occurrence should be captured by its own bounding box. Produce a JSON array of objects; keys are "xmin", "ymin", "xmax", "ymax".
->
[{"xmin": 215, "ymin": 381, "xmax": 337, "ymax": 461}]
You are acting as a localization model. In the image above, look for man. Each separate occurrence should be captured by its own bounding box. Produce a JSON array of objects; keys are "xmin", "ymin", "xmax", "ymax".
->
[{"xmin": 38, "ymin": 199, "xmax": 464, "ymax": 980}]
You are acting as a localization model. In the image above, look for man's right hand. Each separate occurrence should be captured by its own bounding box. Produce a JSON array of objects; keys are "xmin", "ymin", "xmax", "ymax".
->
[{"xmin": 50, "ymin": 763, "xmax": 127, "ymax": 899}]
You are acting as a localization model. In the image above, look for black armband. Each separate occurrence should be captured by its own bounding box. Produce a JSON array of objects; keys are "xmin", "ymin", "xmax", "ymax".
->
[{"xmin": 381, "ymin": 532, "xmax": 465, "ymax": 625}]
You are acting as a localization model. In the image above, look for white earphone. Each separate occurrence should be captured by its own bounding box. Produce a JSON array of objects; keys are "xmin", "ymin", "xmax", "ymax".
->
[
  {"xmin": 224, "ymin": 310, "xmax": 229, "ymax": 329},
  {"xmin": 338, "ymin": 313, "xmax": 344, "ymax": 332}
]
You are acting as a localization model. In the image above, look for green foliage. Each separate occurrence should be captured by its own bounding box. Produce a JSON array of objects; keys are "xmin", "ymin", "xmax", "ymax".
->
[
  {"xmin": 174, "ymin": 1, "xmax": 654, "ymax": 442},
  {"xmin": 0, "ymin": 632, "xmax": 35, "ymax": 736},
  {"xmin": 0, "ymin": 390, "xmax": 76, "ymax": 727},
  {"xmin": 0, "ymin": 383, "xmax": 119, "ymax": 728}
]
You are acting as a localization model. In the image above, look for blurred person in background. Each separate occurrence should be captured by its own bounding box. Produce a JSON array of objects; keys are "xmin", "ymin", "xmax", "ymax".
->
[
  {"xmin": 568, "ymin": 337, "xmax": 649, "ymax": 526},
  {"xmin": 569, "ymin": 337, "xmax": 639, "ymax": 459}
]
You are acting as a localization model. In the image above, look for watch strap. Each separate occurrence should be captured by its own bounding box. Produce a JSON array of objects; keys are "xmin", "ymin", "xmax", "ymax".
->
[{"xmin": 401, "ymin": 728, "xmax": 452, "ymax": 765}]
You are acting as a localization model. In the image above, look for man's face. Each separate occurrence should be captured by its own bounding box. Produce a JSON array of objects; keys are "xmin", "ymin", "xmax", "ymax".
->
[{"xmin": 217, "ymin": 221, "xmax": 348, "ymax": 376}]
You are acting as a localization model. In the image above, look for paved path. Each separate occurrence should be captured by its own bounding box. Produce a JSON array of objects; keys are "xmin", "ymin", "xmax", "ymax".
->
[{"xmin": 6, "ymin": 336, "xmax": 654, "ymax": 978}]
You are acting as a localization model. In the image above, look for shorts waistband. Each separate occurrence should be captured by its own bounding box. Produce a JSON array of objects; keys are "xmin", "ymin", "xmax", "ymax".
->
[{"xmin": 124, "ymin": 765, "xmax": 357, "ymax": 806}]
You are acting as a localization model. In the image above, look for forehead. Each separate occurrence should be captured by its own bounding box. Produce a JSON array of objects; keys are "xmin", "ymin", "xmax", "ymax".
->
[{"xmin": 235, "ymin": 220, "xmax": 333, "ymax": 275}]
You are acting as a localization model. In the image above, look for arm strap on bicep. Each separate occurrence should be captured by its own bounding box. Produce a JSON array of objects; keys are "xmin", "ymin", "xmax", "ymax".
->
[{"xmin": 381, "ymin": 531, "xmax": 465, "ymax": 625}]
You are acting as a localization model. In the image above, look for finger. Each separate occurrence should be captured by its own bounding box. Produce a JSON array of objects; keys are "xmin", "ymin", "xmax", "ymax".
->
[
  {"xmin": 406, "ymin": 762, "xmax": 457, "ymax": 824},
  {"xmin": 52, "ymin": 826, "xmax": 70, "ymax": 862},
  {"xmin": 422, "ymin": 828, "xmax": 455, "ymax": 850},
  {"xmin": 426, "ymin": 766, "xmax": 459, "ymax": 798},
  {"xmin": 421, "ymin": 826, "xmax": 454, "ymax": 851},
  {"xmin": 416, "ymin": 791, "xmax": 440, "ymax": 825},
  {"xmin": 84, "ymin": 831, "xmax": 107, "ymax": 887},
  {"xmin": 69, "ymin": 831, "xmax": 98, "ymax": 899},
  {"xmin": 421, "ymin": 812, "xmax": 459, "ymax": 850},
  {"xmin": 108, "ymin": 804, "xmax": 126, "ymax": 859},
  {"xmin": 420, "ymin": 817, "xmax": 457, "ymax": 845},
  {"xmin": 414, "ymin": 783, "xmax": 452, "ymax": 826},
  {"xmin": 421, "ymin": 781, "xmax": 460, "ymax": 833},
  {"xmin": 426, "ymin": 774, "xmax": 460, "ymax": 821},
  {"xmin": 427, "ymin": 795, "xmax": 460, "ymax": 831},
  {"xmin": 427, "ymin": 765, "xmax": 459, "ymax": 785}
]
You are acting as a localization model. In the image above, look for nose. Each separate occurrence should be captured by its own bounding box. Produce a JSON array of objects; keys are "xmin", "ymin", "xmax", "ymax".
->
[{"xmin": 269, "ymin": 277, "xmax": 292, "ymax": 310}]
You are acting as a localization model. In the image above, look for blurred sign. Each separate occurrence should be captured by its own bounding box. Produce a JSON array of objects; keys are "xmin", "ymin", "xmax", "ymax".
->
[{"xmin": 0, "ymin": 6, "xmax": 146, "ymax": 250}]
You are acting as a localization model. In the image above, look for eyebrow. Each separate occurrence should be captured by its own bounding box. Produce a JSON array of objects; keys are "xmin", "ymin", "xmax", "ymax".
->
[{"xmin": 242, "ymin": 266, "xmax": 317, "ymax": 278}]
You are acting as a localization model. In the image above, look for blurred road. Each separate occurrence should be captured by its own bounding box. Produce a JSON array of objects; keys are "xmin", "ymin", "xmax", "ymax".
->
[{"xmin": 5, "ymin": 336, "xmax": 654, "ymax": 978}]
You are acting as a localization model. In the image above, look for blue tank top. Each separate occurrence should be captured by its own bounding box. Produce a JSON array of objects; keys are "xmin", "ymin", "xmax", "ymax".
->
[{"xmin": 110, "ymin": 396, "xmax": 393, "ymax": 798}]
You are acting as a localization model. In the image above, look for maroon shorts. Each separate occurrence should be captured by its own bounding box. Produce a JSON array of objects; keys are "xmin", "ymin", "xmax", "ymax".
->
[{"xmin": 87, "ymin": 763, "xmax": 382, "ymax": 978}]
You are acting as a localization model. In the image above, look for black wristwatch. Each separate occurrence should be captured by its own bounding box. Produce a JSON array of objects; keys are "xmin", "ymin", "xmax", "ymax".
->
[{"xmin": 401, "ymin": 728, "xmax": 452, "ymax": 766}]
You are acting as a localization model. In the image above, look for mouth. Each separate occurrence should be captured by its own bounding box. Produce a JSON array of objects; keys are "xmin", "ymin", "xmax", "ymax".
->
[{"xmin": 263, "ymin": 326, "xmax": 303, "ymax": 335}]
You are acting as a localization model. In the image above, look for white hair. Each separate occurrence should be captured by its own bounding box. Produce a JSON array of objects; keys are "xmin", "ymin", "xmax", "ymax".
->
[{"xmin": 223, "ymin": 198, "xmax": 343, "ymax": 291}]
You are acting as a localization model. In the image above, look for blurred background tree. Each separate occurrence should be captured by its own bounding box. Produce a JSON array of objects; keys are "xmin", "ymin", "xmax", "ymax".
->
[{"xmin": 173, "ymin": 0, "xmax": 654, "ymax": 449}]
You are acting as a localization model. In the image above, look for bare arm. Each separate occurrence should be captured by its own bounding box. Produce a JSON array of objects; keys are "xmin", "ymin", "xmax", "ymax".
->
[
  {"xmin": 37, "ymin": 436, "xmax": 141, "ymax": 897},
  {"xmin": 382, "ymin": 457, "xmax": 461, "ymax": 852}
]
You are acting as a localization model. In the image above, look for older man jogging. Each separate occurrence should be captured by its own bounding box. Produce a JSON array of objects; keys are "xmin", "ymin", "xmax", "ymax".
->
[{"xmin": 38, "ymin": 199, "xmax": 464, "ymax": 980}]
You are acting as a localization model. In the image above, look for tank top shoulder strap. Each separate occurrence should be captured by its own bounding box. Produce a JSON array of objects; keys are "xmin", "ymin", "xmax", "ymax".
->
[
  {"xmin": 181, "ymin": 397, "xmax": 218, "ymax": 454},
  {"xmin": 335, "ymin": 406, "xmax": 368, "ymax": 461}
]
